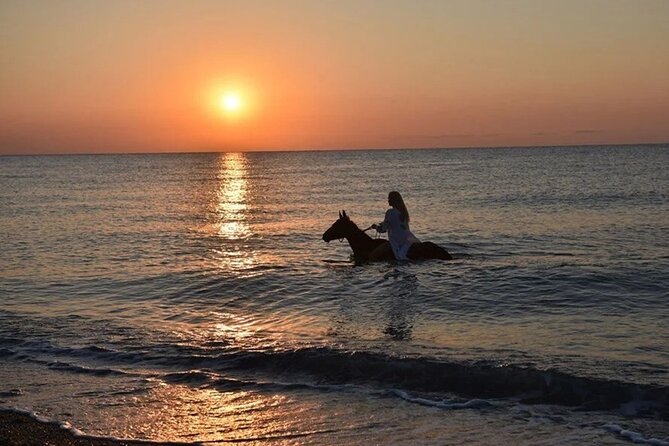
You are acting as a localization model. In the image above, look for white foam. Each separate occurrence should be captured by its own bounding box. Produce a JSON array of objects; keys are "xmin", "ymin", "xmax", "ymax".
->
[
  {"xmin": 604, "ymin": 423, "xmax": 669, "ymax": 446},
  {"xmin": 389, "ymin": 389, "xmax": 492, "ymax": 410}
]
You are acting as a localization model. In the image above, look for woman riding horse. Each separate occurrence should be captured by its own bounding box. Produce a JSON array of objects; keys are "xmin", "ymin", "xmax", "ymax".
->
[
  {"xmin": 370, "ymin": 191, "xmax": 419, "ymax": 261},
  {"xmin": 322, "ymin": 207, "xmax": 452, "ymax": 263}
]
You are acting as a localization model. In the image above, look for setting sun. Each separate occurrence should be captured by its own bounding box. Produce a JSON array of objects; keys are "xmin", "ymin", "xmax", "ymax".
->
[
  {"xmin": 220, "ymin": 93, "xmax": 241, "ymax": 113},
  {"xmin": 206, "ymin": 83, "xmax": 258, "ymax": 124}
]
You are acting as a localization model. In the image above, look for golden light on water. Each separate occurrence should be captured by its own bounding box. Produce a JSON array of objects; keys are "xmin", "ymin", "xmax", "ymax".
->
[
  {"xmin": 216, "ymin": 152, "xmax": 249, "ymax": 240},
  {"xmin": 209, "ymin": 152, "xmax": 285, "ymax": 274},
  {"xmin": 118, "ymin": 384, "xmax": 302, "ymax": 443},
  {"xmin": 213, "ymin": 152, "xmax": 264, "ymax": 274}
]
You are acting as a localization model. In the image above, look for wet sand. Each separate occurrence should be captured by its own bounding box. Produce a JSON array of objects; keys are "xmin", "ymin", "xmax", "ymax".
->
[{"xmin": 0, "ymin": 410, "xmax": 189, "ymax": 446}]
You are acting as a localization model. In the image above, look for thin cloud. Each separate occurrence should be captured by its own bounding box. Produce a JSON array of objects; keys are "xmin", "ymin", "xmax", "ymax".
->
[
  {"xmin": 574, "ymin": 129, "xmax": 603, "ymax": 134},
  {"xmin": 433, "ymin": 134, "xmax": 475, "ymax": 139}
]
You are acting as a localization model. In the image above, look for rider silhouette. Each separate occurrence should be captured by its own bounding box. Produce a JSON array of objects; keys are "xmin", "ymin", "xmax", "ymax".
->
[{"xmin": 370, "ymin": 191, "xmax": 420, "ymax": 261}]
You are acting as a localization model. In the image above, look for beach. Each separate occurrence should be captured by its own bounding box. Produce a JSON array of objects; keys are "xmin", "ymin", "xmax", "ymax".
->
[{"xmin": 0, "ymin": 410, "xmax": 187, "ymax": 446}]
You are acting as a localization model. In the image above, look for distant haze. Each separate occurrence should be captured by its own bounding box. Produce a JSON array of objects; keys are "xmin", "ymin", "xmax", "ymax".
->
[{"xmin": 1, "ymin": 0, "xmax": 668, "ymax": 154}]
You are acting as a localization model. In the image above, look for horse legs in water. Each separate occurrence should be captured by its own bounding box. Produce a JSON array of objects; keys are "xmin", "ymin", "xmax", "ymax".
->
[{"xmin": 408, "ymin": 241, "xmax": 452, "ymax": 260}]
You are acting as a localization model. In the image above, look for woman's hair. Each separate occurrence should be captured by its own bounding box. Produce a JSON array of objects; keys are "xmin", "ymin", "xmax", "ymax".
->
[{"xmin": 388, "ymin": 191, "xmax": 410, "ymax": 223}]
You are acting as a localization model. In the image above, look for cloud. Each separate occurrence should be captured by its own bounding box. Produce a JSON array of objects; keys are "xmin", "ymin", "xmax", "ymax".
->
[
  {"xmin": 429, "ymin": 133, "xmax": 500, "ymax": 139},
  {"xmin": 433, "ymin": 134, "xmax": 474, "ymax": 139},
  {"xmin": 574, "ymin": 129, "xmax": 603, "ymax": 134}
]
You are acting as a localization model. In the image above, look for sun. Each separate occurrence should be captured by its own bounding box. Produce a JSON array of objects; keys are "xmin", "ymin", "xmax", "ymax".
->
[
  {"xmin": 205, "ymin": 82, "xmax": 257, "ymax": 122},
  {"xmin": 219, "ymin": 92, "xmax": 242, "ymax": 113}
]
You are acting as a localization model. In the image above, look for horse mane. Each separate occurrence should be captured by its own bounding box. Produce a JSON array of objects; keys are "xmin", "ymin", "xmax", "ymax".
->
[
  {"xmin": 345, "ymin": 217, "xmax": 375, "ymax": 241},
  {"xmin": 346, "ymin": 218, "xmax": 360, "ymax": 229},
  {"xmin": 342, "ymin": 216, "xmax": 365, "ymax": 232}
]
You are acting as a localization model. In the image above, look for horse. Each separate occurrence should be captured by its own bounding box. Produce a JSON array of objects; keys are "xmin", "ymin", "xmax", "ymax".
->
[{"xmin": 322, "ymin": 210, "xmax": 452, "ymax": 262}]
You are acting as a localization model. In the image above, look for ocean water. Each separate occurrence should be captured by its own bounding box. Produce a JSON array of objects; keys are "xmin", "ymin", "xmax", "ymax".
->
[{"xmin": 0, "ymin": 145, "xmax": 668, "ymax": 445}]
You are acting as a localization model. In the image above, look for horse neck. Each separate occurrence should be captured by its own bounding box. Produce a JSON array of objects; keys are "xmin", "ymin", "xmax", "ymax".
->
[{"xmin": 344, "ymin": 223, "xmax": 376, "ymax": 257}]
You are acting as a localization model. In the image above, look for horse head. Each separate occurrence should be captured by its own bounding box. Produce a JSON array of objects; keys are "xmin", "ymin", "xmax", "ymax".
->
[{"xmin": 322, "ymin": 210, "xmax": 357, "ymax": 242}]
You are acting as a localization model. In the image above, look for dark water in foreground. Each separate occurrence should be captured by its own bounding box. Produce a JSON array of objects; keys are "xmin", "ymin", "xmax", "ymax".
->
[{"xmin": 1, "ymin": 145, "xmax": 668, "ymax": 445}]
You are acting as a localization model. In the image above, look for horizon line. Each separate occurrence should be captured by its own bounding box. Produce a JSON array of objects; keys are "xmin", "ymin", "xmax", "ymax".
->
[{"xmin": 1, "ymin": 141, "xmax": 667, "ymax": 157}]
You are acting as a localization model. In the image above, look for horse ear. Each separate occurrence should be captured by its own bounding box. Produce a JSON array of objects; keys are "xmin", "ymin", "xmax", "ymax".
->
[
  {"xmin": 342, "ymin": 210, "xmax": 348, "ymax": 218},
  {"xmin": 338, "ymin": 210, "xmax": 342, "ymax": 218}
]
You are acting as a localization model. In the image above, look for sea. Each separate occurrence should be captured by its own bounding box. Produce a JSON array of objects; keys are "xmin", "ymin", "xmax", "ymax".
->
[{"xmin": 0, "ymin": 145, "xmax": 668, "ymax": 445}]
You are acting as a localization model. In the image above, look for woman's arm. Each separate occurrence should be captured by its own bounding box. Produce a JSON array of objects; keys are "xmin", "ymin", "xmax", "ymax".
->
[{"xmin": 373, "ymin": 209, "xmax": 393, "ymax": 233}]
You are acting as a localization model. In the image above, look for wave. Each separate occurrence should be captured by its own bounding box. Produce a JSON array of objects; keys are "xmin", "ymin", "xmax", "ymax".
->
[
  {"xmin": 388, "ymin": 389, "xmax": 493, "ymax": 410},
  {"xmin": 0, "ymin": 348, "xmax": 15, "ymax": 358},
  {"xmin": 207, "ymin": 348, "xmax": 669, "ymax": 418},
  {"xmin": 44, "ymin": 361, "xmax": 134, "ymax": 377},
  {"xmin": 159, "ymin": 369, "xmax": 360, "ymax": 397},
  {"xmin": 157, "ymin": 370, "xmax": 501, "ymax": 417},
  {"xmin": 0, "ymin": 389, "xmax": 23, "ymax": 398},
  {"xmin": 5, "ymin": 339, "xmax": 668, "ymax": 420},
  {"xmin": 604, "ymin": 424, "xmax": 669, "ymax": 446}
]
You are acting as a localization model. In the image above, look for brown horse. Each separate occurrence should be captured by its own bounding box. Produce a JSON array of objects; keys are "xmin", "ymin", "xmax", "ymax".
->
[{"xmin": 322, "ymin": 211, "xmax": 452, "ymax": 262}]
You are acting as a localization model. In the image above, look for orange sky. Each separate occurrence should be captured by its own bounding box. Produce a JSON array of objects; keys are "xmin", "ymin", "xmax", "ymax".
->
[{"xmin": 1, "ymin": 0, "xmax": 668, "ymax": 154}]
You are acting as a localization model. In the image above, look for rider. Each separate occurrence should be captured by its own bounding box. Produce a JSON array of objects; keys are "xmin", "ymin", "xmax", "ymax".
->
[{"xmin": 371, "ymin": 191, "xmax": 420, "ymax": 260}]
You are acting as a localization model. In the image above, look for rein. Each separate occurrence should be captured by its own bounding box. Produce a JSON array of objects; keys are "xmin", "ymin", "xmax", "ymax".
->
[
  {"xmin": 336, "ymin": 225, "xmax": 379, "ymax": 243},
  {"xmin": 362, "ymin": 225, "xmax": 381, "ymax": 239}
]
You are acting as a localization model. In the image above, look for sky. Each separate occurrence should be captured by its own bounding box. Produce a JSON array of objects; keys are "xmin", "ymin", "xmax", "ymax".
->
[{"xmin": 1, "ymin": 0, "xmax": 668, "ymax": 154}]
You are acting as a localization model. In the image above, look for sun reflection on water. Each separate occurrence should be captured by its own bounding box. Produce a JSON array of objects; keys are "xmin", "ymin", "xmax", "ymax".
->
[
  {"xmin": 212, "ymin": 152, "xmax": 263, "ymax": 273},
  {"xmin": 113, "ymin": 383, "xmax": 304, "ymax": 443},
  {"xmin": 216, "ymin": 152, "xmax": 250, "ymax": 240}
]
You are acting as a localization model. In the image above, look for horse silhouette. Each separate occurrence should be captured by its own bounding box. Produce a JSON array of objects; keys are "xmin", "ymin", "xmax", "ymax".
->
[{"xmin": 322, "ymin": 211, "xmax": 452, "ymax": 262}]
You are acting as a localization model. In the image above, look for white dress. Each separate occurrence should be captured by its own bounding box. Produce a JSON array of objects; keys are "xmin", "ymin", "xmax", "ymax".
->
[{"xmin": 377, "ymin": 208, "xmax": 420, "ymax": 260}]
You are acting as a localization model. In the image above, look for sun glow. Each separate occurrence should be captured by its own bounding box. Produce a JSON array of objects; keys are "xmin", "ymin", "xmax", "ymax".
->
[
  {"xmin": 205, "ymin": 81, "xmax": 258, "ymax": 122},
  {"xmin": 220, "ymin": 93, "xmax": 242, "ymax": 113}
]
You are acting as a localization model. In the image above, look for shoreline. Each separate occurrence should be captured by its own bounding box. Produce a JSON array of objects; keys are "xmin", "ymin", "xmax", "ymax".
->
[{"xmin": 0, "ymin": 409, "xmax": 192, "ymax": 446}]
